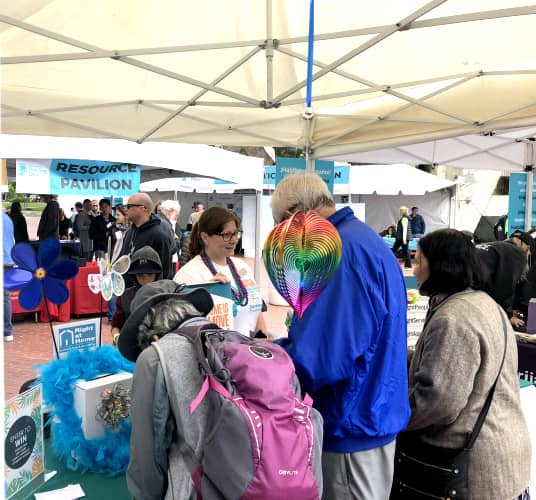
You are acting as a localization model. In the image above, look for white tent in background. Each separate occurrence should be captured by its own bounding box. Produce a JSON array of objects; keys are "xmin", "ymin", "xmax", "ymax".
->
[{"xmin": 0, "ymin": 134, "xmax": 264, "ymax": 189}]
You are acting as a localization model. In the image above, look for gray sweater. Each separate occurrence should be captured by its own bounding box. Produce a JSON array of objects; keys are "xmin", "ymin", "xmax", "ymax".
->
[
  {"xmin": 408, "ymin": 290, "xmax": 531, "ymax": 500},
  {"xmin": 127, "ymin": 318, "xmax": 210, "ymax": 500}
]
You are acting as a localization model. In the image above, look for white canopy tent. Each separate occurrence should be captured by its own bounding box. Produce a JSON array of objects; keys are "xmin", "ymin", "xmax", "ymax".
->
[
  {"xmin": 333, "ymin": 164, "xmax": 456, "ymax": 232},
  {"xmin": 1, "ymin": 1, "xmax": 536, "ymax": 161},
  {"xmin": 0, "ymin": 134, "xmax": 264, "ymax": 188}
]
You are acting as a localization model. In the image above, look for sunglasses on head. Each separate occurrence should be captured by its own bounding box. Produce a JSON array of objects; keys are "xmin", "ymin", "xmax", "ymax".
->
[{"xmin": 126, "ymin": 203, "xmax": 145, "ymax": 209}]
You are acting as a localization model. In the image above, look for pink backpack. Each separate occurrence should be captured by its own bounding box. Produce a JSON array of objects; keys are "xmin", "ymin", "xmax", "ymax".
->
[{"xmin": 154, "ymin": 323, "xmax": 323, "ymax": 499}]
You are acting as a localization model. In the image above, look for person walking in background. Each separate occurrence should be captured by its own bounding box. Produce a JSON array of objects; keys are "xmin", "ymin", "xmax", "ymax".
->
[
  {"xmin": 3, "ymin": 211, "xmax": 15, "ymax": 341},
  {"xmin": 270, "ymin": 173, "xmax": 410, "ymax": 500},
  {"xmin": 494, "ymin": 214, "xmax": 508, "ymax": 241},
  {"xmin": 8, "ymin": 201, "xmax": 29, "ymax": 243},
  {"xmin": 120, "ymin": 192, "xmax": 175, "ymax": 283},
  {"xmin": 71, "ymin": 201, "xmax": 83, "ymax": 239},
  {"xmin": 78, "ymin": 199, "xmax": 94, "ymax": 260},
  {"xmin": 91, "ymin": 199, "xmax": 99, "ymax": 216},
  {"xmin": 37, "ymin": 194, "xmax": 60, "ymax": 240},
  {"xmin": 58, "ymin": 208, "xmax": 71, "ymax": 240},
  {"xmin": 409, "ymin": 206, "xmax": 425, "ymax": 238},
  {"xmin": 392, "ymin": 206, "xmax": 413, "ymax": 268},
  {"xmin": 89, "ymin": 198, "xmax": 115, "ymax": 259},
  {"xmin": 186, "ymin": 201, "xmax": 204, "ymax": 231}
]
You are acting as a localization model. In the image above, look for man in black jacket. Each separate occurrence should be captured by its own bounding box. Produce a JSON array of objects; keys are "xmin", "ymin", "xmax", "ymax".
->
[
  {"xmin": 89, "ymin": 198, "xmax": 115, "ymax": 259},
  {"xmin": 37, "ymin": 195, "xmax": 60, "ymax": 240},
  {"xmin": 121, "ymin": 193, "xmax": 175, "ymax": 285}
]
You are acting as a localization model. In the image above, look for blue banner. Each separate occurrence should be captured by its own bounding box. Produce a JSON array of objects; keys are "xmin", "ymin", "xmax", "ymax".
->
[
  {"xmin": 275, "ymin": 158, "xmax": 335, "ymax": 193},
  {"xmin": 49, "ymin": 159, "xmax": 140, "ymax": 195},
  {"xmin": 267, "ymin": 164, "xmax": 345, "ymax": 189},
  {"xmin": 508, "ymin": 173, "xmax": 536, "ymax": 233}
]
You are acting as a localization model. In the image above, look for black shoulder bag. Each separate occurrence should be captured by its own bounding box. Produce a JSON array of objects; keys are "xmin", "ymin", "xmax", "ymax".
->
[{"xmin": 391, "ymin": 307, "xmax": 508, "ymax": 500}]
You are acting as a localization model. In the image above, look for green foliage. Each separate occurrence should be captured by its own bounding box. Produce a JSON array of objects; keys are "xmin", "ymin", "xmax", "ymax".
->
[
  {"xmin": 6, "ymin": 183, "xmax": 17, "ymax": 202},
  {"xmin": 274, "ymin": 147, "xmax": 304, "ymax": 159}
]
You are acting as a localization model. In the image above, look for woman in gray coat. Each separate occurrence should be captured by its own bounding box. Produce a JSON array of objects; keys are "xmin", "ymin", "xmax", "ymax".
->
[{"xmin": 401, "ymin": 229, "xmax": 530, "ymax": 500}]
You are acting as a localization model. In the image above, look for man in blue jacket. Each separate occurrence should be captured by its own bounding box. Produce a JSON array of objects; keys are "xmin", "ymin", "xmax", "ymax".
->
[{"xmin": 272, "ymin": 173, "xmax": 410, "ymax": 500}]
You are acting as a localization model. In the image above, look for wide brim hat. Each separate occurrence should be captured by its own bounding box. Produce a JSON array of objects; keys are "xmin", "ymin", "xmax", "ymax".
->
[{"xmin": 118, "ymin": 280, "xmax": 213, "ymax": 362}]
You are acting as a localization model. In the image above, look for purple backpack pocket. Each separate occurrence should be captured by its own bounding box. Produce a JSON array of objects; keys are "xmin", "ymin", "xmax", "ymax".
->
[{"xmin": 183, "ymin": 325, "xmax": 323, "ymax": 499}]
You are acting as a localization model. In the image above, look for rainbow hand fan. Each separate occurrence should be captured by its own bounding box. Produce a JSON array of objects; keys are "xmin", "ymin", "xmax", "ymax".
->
[{"xmin": 263, "ymin": 211, "xmax": 342, "ymax": 319}]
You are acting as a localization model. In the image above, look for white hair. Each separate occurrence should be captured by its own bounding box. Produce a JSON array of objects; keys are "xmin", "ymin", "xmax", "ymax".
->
[
  {"xmin": 271, "ymin": 173, "xmax": 334, "ymax": 223},
  {"xmin": 161, "ymin": 199, "xmax": 181, "ymax": 213},
  {"xmin": 136, "ymin": 298, "xmax": 200, "ymax": 350}
]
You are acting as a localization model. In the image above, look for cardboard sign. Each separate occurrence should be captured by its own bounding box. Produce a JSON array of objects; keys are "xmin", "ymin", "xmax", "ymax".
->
[
  {"xmin": 4, "ymin": 385, "xmax": 44, "ymax": 499},
  {"xmin": 407, "ymin": 289, "xmax": 428, "ymax": 340},
  {"xmin": 52, "ymin": 318, "xmax": 101, "ymax": 359}
]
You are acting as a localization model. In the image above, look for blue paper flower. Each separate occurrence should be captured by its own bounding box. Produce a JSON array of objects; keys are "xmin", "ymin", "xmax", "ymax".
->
[{"xmin": 4, "ymin": 239, "xmax": 79, "ymax": 310}]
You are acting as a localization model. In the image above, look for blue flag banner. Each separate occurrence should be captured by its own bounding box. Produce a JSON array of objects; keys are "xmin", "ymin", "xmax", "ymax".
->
[
  {"xmin": 275, "ymin": 157, "xmax": 335, "ymax": 193},
  {"xmin": 508, "ymin": 172, "xmax": 536, "ymax": 233},
  {"xmin": 50, "ymin": 159, "xmax": 141, "ymax": 195}
]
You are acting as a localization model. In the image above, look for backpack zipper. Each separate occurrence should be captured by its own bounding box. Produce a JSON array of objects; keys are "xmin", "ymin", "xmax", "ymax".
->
[{"xmin": 399, "ymin": 481, "xmax": 451, "ymax": 499}]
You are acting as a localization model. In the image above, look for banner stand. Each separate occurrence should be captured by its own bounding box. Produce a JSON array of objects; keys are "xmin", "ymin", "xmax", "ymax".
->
[{"xmin": 7, "ymin": 470, "xmax": 57, "ymax": 500}]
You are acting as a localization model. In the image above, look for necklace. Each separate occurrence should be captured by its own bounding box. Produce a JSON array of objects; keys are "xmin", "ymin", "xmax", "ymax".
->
[{"xmin": 201, "ymin": 251, "xmax": 249, "ymax": 306}]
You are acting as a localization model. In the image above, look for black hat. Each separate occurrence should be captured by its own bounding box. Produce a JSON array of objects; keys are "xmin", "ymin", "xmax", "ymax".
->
[
  {"xmin": 118, "ymin": 280, "xmax": 213, "ymax": 362},
  {"xmin": 128, "ymin": 246, "xmax": 162, "ymax": 275},
  {"xmin": 510, "ymin": 230, "xmax": 535, "ymax": 251}
]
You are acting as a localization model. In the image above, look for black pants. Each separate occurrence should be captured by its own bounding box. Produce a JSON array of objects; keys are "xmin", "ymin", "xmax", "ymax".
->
[{"xmin": 392, "ymin": 239, "xmax": 412, "ymax": 268}]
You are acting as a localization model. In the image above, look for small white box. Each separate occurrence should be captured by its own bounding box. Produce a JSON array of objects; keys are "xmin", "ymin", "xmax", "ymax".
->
[{"xmin": 73, "ymin": 372, "xmax": 133, "ymax": 440}]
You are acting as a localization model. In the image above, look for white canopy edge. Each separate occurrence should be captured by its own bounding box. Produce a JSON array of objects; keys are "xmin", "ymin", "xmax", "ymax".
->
[
  {"xmin": 333, "ymin": 163, "xmax": 455, "ymax": 196},
  {"xmin": 0, "ymin": 134, "xmax": 264, "ymax": 190}
]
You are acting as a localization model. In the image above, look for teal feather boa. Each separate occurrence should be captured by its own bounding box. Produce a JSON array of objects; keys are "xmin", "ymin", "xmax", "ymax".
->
[{"xmin": 39, "ymin": 346, "xmax": 135, "ymax": 475}]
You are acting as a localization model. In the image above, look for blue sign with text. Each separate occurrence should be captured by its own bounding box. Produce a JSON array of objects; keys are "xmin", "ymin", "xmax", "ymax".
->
[
  {"xmin": 275, "ymin": 158, "xmax": 335, "ymax": 193},
  {"xmin": 50, "ymin": 159, "xmax": 140, "ymax": 196},
  {"xmin": 508, "ymin": 172, "xmax": 536, "ymax": 233}
]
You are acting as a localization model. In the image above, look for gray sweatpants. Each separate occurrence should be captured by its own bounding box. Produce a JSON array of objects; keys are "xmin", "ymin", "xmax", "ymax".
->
[{"xmin": 321, "ymin": 440, "xmax": 396, "ymax": 500}]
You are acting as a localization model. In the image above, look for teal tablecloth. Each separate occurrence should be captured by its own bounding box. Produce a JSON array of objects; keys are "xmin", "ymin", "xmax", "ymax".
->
[{"xmin": 32, "ymin": 439, "xmax": 130, "ymax": 499}]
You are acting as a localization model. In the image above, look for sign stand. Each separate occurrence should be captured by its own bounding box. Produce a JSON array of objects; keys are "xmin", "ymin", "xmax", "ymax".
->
[{"xmin": 4, "ymin": 385, "xmax": 56, "ymax": 499}]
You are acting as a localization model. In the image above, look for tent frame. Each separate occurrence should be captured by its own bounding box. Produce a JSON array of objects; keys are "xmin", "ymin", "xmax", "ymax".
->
[{"xmin": 3, "ymin": 3, "xmax": 536, "ymax": 156}]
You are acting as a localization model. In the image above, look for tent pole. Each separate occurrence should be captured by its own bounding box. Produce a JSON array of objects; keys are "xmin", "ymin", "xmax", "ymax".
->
[
  {"xmin": 525, "ymin": 142, "xmax": 535, "ymax": 231},
  {"xmin": 254, "ymin": 190, "xmax": 262, "ymax": 284}
]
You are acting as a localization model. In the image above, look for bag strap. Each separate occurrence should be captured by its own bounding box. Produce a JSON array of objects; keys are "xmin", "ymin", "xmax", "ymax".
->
[
  {"xmin": 151, "ymin": 341, "xmax": 201, "ymax": 474},
  {"xmin": 465, "ymin": 306, "xmax": 508, "ymax": 450},
  {"xmin": 176, "ymin": 323, "xmax": 222, "ymax": 376}
]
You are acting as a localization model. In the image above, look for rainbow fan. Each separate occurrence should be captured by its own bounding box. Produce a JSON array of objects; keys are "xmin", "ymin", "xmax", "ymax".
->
[{"xmin": 263, "ymin": 211, "xmax": 342, "ymax": 319}]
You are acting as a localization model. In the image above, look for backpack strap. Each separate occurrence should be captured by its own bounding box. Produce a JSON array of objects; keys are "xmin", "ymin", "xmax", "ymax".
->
[{"xmin": 151, "ymin": 341, "xmax": 201, "ymax": 477}]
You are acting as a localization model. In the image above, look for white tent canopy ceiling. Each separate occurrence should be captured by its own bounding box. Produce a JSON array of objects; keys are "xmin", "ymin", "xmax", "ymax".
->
[
  {"xmin": 2, "ymin": 1, "xmax": 536, "ymax": 159},
  {"xmin": 329, "ymin": 125, "xmax": 536, "ymax": 171}
]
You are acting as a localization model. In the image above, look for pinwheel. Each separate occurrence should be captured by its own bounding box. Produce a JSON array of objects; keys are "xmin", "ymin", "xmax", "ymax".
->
[
  {"xmin": 4, "ymin": 239, "xmax": 79, "ymax": 310},
  {"xmin": 89, "ymin": 234, "xmax": 130, "ymax": 301},
  {"xmin": 263, "ymin": 211, "xmax": 342, "ymax": 319}
]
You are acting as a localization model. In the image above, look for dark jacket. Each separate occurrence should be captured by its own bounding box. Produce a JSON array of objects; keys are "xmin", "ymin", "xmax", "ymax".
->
[
  {"xmin": 9, "ymin": 213, "xmax": 29, "ymax": 243},
  {"xmin": 121, "ymin": 215, "xmax": 175, "ymax": 284},
  {"xmin": 410, "ymin": 214, "xmax": 425, "ymax": 235},
  {"xmin": 37, "ymin": 200, "xmax": 59, "ymax": 240},
  {"xmin": 475, "ymin": 240, "xmax": 527, "ymax": 315},
  {"xmin": 89, "ymin": 214, "xmax": 116, "ymax": 252}
]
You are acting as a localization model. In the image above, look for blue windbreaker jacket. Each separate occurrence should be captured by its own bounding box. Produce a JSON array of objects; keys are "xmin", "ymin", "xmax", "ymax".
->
[{"xmin": 280, "ymin": 207, "xmax": 410, "ymax": 452}]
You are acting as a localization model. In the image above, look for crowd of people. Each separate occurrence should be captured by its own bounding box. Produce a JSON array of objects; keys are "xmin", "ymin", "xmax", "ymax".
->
[{"xmin": 4, "ymin": 178, "xmax": 534, "ymax": 499}]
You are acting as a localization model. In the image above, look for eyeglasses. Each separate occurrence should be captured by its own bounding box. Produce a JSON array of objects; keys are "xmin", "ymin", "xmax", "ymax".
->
[
  {"xmin": 217, "ymin": 231, "xmax": 242, "ymax": 242},
  {"xmin": 126, "ymin": 204, "xmax": 145, "ymax": 209}
]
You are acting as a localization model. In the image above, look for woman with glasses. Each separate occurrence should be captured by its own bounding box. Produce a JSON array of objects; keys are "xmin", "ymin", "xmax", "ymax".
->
[{"xmin": 174, "ymin": 205, "xmax": 267, "ymax": 337}]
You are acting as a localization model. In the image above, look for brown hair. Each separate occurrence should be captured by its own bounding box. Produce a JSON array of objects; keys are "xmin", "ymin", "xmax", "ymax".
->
[{"xmin": 189, "ymin": 206, "xmax": 240, "ymax": 256}]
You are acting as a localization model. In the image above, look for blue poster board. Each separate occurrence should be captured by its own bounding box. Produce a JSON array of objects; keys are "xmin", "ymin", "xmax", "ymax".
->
[
  {"xmin": 508, "ymin": 173, "xmax": 536, "ymax": 233},
  {"xmin": 275, "ymin": 158, "xmax": 335, "ymax": 193}
]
